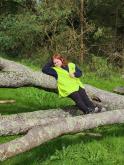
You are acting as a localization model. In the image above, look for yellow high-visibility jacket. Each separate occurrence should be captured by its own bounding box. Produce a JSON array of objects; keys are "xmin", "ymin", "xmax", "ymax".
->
[{"xmin": 52, "ymin": 62, "xmax": 84, "ymax": 97}]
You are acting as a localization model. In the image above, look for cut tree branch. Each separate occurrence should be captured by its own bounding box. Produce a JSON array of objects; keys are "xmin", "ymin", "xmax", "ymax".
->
[{"xmin": 0, "ymin": 109, "xmax": 124, "ymax": 161}]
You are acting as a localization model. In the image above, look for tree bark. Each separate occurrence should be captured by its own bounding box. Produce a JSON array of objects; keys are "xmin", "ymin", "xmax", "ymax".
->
[
  {"xmin": 0, "ymin": 109, "xmax": 124, "ymax": 161},
  {"xmin": 0, "ymin": 108, "xmax": 73, "ymax": 136}
]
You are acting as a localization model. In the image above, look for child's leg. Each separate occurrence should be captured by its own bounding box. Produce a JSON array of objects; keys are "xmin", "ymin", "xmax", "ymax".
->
[
  {"xmin": 78, "ymin": 87, "xmax": 96, "ymax": 109},
  {"xmin": 68, "ymin": 90, "xmax": 90, "ymax": 114}
]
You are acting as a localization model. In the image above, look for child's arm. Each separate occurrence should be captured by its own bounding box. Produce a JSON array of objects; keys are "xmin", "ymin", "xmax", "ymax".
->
[
  {"xmin": 74, "ymin": 65, "xmax": 83, "ymax": 77},
  {"xmin": 42, "ymin": 60, "xmax": 58, "ymax": 79}
]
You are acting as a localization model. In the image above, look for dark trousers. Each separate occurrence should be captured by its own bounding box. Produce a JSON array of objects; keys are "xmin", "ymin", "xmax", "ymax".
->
[{"xmin": 68, "ymin": 87, "xmax": 95, "ymax": 114}]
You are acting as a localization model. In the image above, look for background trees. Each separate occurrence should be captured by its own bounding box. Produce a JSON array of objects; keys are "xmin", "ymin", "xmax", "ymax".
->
[{"xmin": 0, "ymin": 0, "xmax": 124, "ymax": 67}]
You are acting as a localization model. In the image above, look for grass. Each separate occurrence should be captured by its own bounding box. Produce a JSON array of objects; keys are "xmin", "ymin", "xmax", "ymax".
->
[
  {"xmin": 0, "ymin": 56, "xmax": 124, "ymax": 165},
  {"xmin": 83, "ymin": 72, "xmax": 124, "ymax": 91},
  {"xmin": 0, "ymin": 87, "xmax": 73, "ymax": 115}
]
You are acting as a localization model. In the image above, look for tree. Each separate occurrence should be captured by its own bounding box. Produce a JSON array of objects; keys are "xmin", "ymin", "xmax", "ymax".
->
[
  {"xmin": 80, "ymin": 0, "xmax": 84, "ymax": 62},
  {"xmin": 0, "ymin": 57, "xmax": 124, "ymax": 161}
]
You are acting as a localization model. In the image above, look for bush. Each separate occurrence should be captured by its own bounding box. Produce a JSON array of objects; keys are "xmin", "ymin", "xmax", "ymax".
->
[
  {"xmin": 89, "ymin": 55, "xmax": 114, "ymax": 79},
  {"xmin": 0, "ymin": 13, "xmax": 43, "ymax": 57}
]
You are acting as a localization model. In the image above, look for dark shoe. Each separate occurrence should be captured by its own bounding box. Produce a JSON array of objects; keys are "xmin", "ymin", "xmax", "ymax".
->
[
  {"xmin": 83, "ymin": 107, "xmax": 95, "ymax": 115},
  {"xmin": 87, "ymin": 108, "xmax": 94, "ymax": 114},
  {"xmin": 101, "ymin": 107, "xmax": 107, "ymax": 112},
  {"xmin": 87, "ymin": 107, "xmax": 101, "ymax": 114},
  {"xmin": 94, "ymin": 107, "xmax": 101, "ymax": 113}
]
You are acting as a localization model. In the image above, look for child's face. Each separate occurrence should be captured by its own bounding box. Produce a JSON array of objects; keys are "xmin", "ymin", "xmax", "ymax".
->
[{"xmin": 53, "ymin": 58, "xmax": 63, "ymax": 67}]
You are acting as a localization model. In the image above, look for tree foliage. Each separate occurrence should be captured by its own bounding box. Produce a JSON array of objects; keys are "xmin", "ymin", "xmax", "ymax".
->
[{"xmin": 0, "ymin": 0, "xmax": 124, "ymax": 65}]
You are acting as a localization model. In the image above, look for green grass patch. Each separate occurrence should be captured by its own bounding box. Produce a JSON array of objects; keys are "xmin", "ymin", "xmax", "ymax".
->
[
  {"xmin": 82, "ymin": 72, "xmax": 124, "ymax": 91},
  {"xmin": 0, "ymin": 87, "xmax": 73, "ymax": 115}
]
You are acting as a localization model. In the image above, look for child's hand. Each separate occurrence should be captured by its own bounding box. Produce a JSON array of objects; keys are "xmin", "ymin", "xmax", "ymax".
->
[{"xmin": 69, "ymin": 72, "xmax": 75, "ymax": 78}]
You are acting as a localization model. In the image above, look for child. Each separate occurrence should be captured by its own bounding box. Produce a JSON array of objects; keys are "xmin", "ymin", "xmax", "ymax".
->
[{"xmin": 42, "ymin": 53, "xmax": 100, "ymax": 114}]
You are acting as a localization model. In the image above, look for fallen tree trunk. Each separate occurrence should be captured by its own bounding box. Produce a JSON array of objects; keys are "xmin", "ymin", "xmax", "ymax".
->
[
  {"xmin": 0, "ymin": 102, "xmax": 105, "ymax": 136},
  {"xmin": 0, "ymin": 109, "xmax": 124, "ymax": 161},
  {"xmin": 0, "ymin": 108, "xmax": 72, "ymax": 135},
  {"xmin": 0, "ymin": 57, "xmax": 124, "ymax": 110},
  {"xmin": 0, "ymin": 57, "xmax": 56, "ymax": 89},
  {"xmin": 0, "ymin": 105, "xmax": 100, "ymax": 136}
]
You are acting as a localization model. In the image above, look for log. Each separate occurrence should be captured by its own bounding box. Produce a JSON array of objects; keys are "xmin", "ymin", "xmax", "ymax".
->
[
  {"xmin": 0, "ymin": 100, "xmax": 16, "ymax": 104},
  {"xmin": 0, "ymin": 108, "xmax": 72, "ymax": 135},
  {"xmin": 0, "ymin": 109, "xmax": 124, "ymax": 161},
  {"xmin": 0, "ymin": 104, "xmax": 105, "ymax": 136}
]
